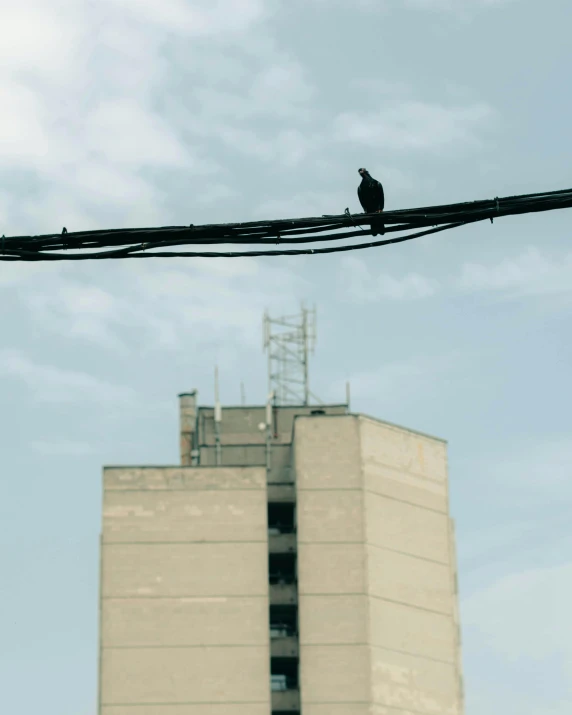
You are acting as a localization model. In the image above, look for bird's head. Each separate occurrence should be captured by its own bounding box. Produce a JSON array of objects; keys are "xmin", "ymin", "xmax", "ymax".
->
[{"xmin": 358, "ymin": 168, "xmax": 368, "ymax": 177}]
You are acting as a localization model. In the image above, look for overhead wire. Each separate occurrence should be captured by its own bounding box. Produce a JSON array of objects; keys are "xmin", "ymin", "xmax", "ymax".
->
[{"xmin": 1, "ymin": 186, "xmax": 571, "ymax": 261}]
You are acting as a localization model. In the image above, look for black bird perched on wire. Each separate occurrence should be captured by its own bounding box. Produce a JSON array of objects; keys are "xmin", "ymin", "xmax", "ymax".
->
[{"xmin": 357, "ymin": 167, "xmax": 385, "ymax": 235}]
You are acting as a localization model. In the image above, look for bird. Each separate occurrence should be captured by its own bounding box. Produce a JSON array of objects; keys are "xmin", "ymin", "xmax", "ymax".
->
[{"xmin": 357, "ymin": 167, "xmax": 385, "ymax": 236}]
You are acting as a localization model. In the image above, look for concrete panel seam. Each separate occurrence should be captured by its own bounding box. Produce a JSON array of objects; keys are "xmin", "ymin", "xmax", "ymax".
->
[
  {"xmin": 363, "ymin": 489, "xmax": 448, "ymax": 515},
  {"xmin": 103, "ymin": 488, "xmax": 266, "ymax": 493},
  {"xmin": 363, "ymin": 463, "xmax": 446, "ymax": 485},
  {"xmin": 101, "ymin": 594, "xmax": 269, "ymax": 600},
  {"xmin": 302, "ymin": 701, "xmax": 449, "ymax": 715},
  {"xmin": 300, "ymin": 487, "xmax": 447, "ymax": 514},
  {"xmin": 299, "ymin": 592, "xmax": 454, "ymax": 617},
  {"xmin": 299, "ymin": 643, "xmax": 456, "ymax": 666},
  {"xmin": 102, "ymin": 646, "xmax": 270, "ymax": 651},
  {"xmin": 298, "ymin": 541, "xmax": 450, "ymax": 566},
  {"xmin": 101, "ymin": 701, "xmax": 270, "ymax": 707},
  {"xmin": 102, "ymin": 540, "xmax": 267, "ymax": 545}
]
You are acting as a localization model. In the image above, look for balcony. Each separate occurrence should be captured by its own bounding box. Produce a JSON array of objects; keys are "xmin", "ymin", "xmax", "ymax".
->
[
  {"xmin": 267, "ymin": 484, "xmax": 295, "ymax": 502},
  {"xmin": 268, "ymin": 531, "xmax": 296, "ymax": 554},
  {"xmin": 271, "ymin": 636, "xmax": 299, "ymax": 658},
  {"xmin": 271, "ymin": 689, "xmax": 300, "ymax": 711},
  {"xmin": 269, "ymin": 583, "xmax": 297, "ymax": 605},
  {"xmin": 271, "ymin": 665, "xmax": 300, "ymax": 711}
]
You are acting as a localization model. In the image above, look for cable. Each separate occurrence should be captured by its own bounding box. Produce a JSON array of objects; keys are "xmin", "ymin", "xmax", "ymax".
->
[{"xmin": 1, "ymin": 186, "xmax": 571, "ymax": 261}]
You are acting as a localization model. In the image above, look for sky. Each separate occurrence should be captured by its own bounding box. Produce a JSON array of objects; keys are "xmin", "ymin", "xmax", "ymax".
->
[{"xmin": 1, "ymin": 0, "xmax": 571, "ymax": 713}]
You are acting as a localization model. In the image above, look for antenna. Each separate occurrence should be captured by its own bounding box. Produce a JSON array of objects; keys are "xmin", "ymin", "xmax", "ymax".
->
[
  {"xmin": 214, "ymin": 365, "xmax": 222, "ymax": 466},
  {"xmin": 263, "ymin": 303, "xmax": 321, "ymax": 406},
  {"xmin": 240, "ymin": 381, "xmax": 246, "ymax": 406},
  {"xmin": 265, "ymin": 390, "xmax": 275, "ymax": 472}
]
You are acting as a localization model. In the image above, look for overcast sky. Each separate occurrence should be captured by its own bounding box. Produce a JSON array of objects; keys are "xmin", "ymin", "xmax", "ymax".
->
[{"xmin": 1, "ymin": 1, "xmax": 572, "ymax": 713}]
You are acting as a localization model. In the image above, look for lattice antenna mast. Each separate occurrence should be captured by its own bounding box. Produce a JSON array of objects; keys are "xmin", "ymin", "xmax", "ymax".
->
[{"xmin": 263, "ymin": 304, "xmax": 321, "ymax": 406}]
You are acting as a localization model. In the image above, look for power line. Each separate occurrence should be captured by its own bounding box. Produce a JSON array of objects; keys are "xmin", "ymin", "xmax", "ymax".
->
[{"xmin": 1, "ymin": 186, "xmax": 571, "ymax": 261}]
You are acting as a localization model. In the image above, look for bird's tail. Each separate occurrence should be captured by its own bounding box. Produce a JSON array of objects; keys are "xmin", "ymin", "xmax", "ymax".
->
[{"xmin": 370, "ymin": 214, "xmax": 385, "ymax": 237}]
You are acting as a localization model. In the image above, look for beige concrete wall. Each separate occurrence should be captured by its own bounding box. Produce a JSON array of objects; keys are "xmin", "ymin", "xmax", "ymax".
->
[
  {"xmin": 103, "ymin": 489, "xmax": 267, "ymax": 543},
  {"xmin": 99, "ymin": 466, "xmax": 270, "ymax": 712},
  {"xmin": 358, "ymin": 416, "xmax": 462, "ymax": 715},
  {"xmin": 359, "ymin": 415, "xmax": 449, "ymax": 513},
  {"xmin": 102, "ymin": 707, "xmax": 270, "ymax": 715},
  {"xmin": 298, "ymin": 595, "xmax": 368, "ymax": 645},
  {"xmin": 102, "ymin": 647, "xmax": 269, "ymax": 704},
  {"xmin": 102, "ymin": 597, "xmax": 267, "ymax": 648},
  {"xmin": 368, "ymin": 597, "xmax": 457, "ymax": 663},
  {"xmin": 295, "ymin": 416, "xmax": 371, "ymax": 709},
  {"xmin": 294, "ymin": 414, "xmax": 463, "ymax": 715},
  {"xmin": 370, "ymin": 647, "xmax": 459, "ymax": 713},
  {"xmin": 300, "ymin": 645, "xmax": 370, "ymax": 703}
]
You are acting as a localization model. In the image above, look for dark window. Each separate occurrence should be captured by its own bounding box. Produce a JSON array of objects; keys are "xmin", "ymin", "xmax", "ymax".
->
[
  {"xmin": 270, "ymin": 605, "xmax": 297, "ymax": 637},
  {"xmin": 271, "ymin": 657, "xmax": 299, "ymax": 690},
  {"xmin": 268, "ymin": 502, "xmax": 296, "ymax": 534},
  {"xmin": 269, "ymin": 552, "xmax": 296, "ymax": 585}
]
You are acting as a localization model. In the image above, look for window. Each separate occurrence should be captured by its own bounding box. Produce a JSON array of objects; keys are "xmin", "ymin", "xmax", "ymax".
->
[
  {"xmin": 269, "ymin": 553, "xmax": 296, "ymax": 585},
  {"xmin": 271, "ymin": 674, "xmax": 288, "ymax": 691},
  {"xmin": 271, "ymin": 657, "xmax": 299, "ymax": 690},
  {"xmin": 268, "ymin": 502, "xmax": 296, "ymax": 534},
  {"xmin": 269, "ymin": 605, "xmax": 297, "ymax": 637}
]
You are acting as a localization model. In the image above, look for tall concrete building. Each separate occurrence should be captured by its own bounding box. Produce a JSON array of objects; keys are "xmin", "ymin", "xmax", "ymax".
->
[{"xmin": 98, "ymin": 393, "xmax": 464, "ymax": 715}]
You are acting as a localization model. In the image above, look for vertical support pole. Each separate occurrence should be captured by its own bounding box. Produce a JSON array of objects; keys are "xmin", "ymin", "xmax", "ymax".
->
[
  {"xmin": 265, "ymin": 390, "xmax": 274, "ymax": 472},
  {"xmin": 179, "ymin": 390, "xmax": 197, "ymax": 466},
  {"xmin": 214, "ymin": 366, "xmax": 222, "ymax": 466}
]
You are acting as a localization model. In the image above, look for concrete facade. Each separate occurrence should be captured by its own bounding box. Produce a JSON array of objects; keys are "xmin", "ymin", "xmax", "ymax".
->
[
  {"xmin": 99, "ymin": 465, "xmax": 271, "ymax": 715},
  {"xmin": 294, "ymin": 415, "xmax": 463, "ymax": 715},
  {"xmin": 98, "ymin": 398, "xmax": 463, "ymax": 715}
]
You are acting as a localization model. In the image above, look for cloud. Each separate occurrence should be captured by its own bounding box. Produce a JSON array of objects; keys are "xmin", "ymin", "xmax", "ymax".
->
[
  {"xmin": 336, "ymin": 351, "xmax": 460, "ymax": 405},
  {"xmin": 310, "ymin": 0, "xmax": 514, "ymax": 10},
  {"xmin": 461, "ymin": 561, "xmax": 572, "ymax": 715},
  {"xmin": 213, "ymin": 126, "xmax": 314, "ymax": 166},
  {"xmin": 459, "ymin": 437, "xmax": 572, "ymax": 712},
  {"xmin": 0, "ymin": 349, "xmax": 134, "ymax": 404},
  {"xmin": 31, "ymin": 439, "xmax": 94, "ymax": 456},
  {"xmin": 483, "ymin": 436, "xmax": 572, "ymax": 498},
  {"xmin": 0, "ymin": 80, "xmax": 53, "ymax": 165},
  {"xmin": 0, "ymin": 263, "xmax": 46, "ymax": 287},
  {"xmin": 338, "ymin": 247, "xmax": 572, "ymax": 308},
  {"xmin": 351, "ymin": 78, "xmax": 413, "ymax": 97},
  {"xmin": 82, "ymin": 99, "xmax": 193, "ymax": 168},
  {"xmin": 333, "ymin": 100, "xmax": 494, "ymax": 153},
  {"xmin": 3, "ymin": 257, "xmax": 306, "ymax": 354},
  {"xmin": 457, "ymin": 247, "xmax": 572, "ymax": 298},
  {"xmin": 0, "ymin": 0, "xmax": 324, "ymax": 246},
  {"xmin": 339, "ymin": 255, "xmax": 439, "ymax": 302},
  {"xmin": 23, "ymin": 278, "xmax": 123, "ymax": 351},
  {"xmin": 457, "ymin": 437, "xmax": 572, "ymax": 578},
  {"xmin": 407, "ymin": 0, "xmax": 514, "ymax": 9},
  {"xmin": 462, "ymin": 562, "xmax": 572, "ymax": 660},
  {"xmin": 0, "ymin": 2, "xmax": 85, "ymax": 76},
  {"xmin": 254, "ymin": 190, "xmax": 353, "ymax": 219},
  {"xmin": 102, "ymin": 0, "xmax": 267, "ymax": 35}
]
